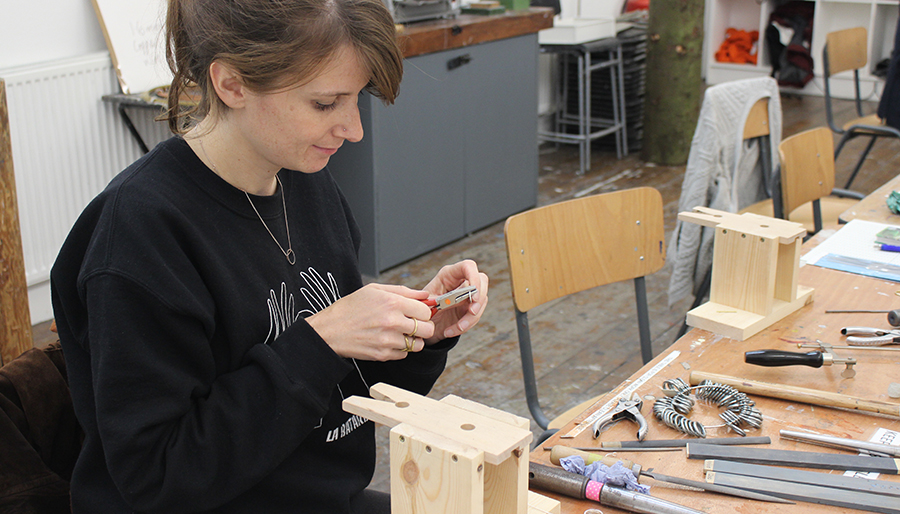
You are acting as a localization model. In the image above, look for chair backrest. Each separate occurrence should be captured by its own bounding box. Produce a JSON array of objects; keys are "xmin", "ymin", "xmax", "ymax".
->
[
  {"xmin": 743, "ymin": 97, "xmax": 770, "ymax": 140},
  {"xmin": 505, "ymin": 187, "xmax": 665, "ymax": 432},
  {"xmin": 505, "ymin": 187, "xmax": 665, "ymax": 313},
  {"xmin": 824, "ymin": 27, "xmax": 868, "ymax": 77},
  {"xmin": 778, "ymin": 126, "xmax": 835, "ymax": 216},
  {"xmin": 823, "ymin": 27, "xmax": 868, "ymax": 124}
]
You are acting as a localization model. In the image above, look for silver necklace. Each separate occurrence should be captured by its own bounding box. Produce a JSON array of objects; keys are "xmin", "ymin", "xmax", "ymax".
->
[{"xmin": 199, "ymin": 139, "xmax": 296, "ymax": 265}]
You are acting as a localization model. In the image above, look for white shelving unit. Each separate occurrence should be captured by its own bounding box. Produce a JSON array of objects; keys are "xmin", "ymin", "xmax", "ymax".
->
[{"xmin": 704, "ymin": 0, "xmax": 899, "ymax": 99}]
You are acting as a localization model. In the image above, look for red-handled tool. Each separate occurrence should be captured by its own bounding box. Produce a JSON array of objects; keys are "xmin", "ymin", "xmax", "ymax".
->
[{"xmin": 421, "ymin": 285, "xmax": 477, "ymax": 318}]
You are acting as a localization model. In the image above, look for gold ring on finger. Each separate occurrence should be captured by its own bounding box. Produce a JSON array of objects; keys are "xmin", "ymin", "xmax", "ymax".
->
[
  {"xmin": 409, "ymin": 318, "xmax": 418, "ymax": 338},
  {"xmin": 403, "ymin": 335, "xmax": 413, "ymax": 352}
]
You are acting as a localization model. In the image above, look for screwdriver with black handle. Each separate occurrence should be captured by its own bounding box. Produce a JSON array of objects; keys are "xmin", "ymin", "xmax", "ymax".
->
[
  {"xmin": 745, "ymin": 346, "xmax": 857, "ymax": 378},
  {"xmin": 744, "ymin": 349, "xmax": 832, "ymax": 368}
]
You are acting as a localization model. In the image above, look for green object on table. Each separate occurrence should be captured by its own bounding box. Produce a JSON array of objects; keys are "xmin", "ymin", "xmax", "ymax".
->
[
  {"xmin": 888, "ymin": 190, "xmax": 900, "ymax": 214},
  {"xmin": 461, "ymin": 5, "xmax": 506, "ymax": 14},
  {"xmin": 498, "ymin": 0, "xmax": 529, "ymax": 10}
]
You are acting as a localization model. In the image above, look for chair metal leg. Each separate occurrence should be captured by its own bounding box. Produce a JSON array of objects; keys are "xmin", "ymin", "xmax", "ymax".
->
[
  {"xmin": 843, "ymin": 135, "xmax": 878, "ymax": 190},
  {"xmin": 515, "ymin": 308, "xmax": 550, "ymax": 430},
  {"xmin": 833, "ymin": 131, "xmax": 854, "ymax": 159},
  {"xmin": 616, "ymin": 44, "xmax": 628, "ymax": 156},
  {"xmin": 578, "ymin": 53, "xmax": 588, "ymax": 175},
  {"xmin": 812, "ymin": 198, "xmax": 823, "ymax": 235},
  {"xmin": 634, "ymin": 276, "xmax": 653, "ymax": 364}
]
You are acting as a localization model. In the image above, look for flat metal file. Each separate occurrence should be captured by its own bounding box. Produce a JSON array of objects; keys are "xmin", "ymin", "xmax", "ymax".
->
[
  {"xmin": 706, "ymin": 469, "xmax": 900, "ymax": 514},
  {"xmin": 705, "ymin": 460, "xmax": 900, "ymax": 498},
  {"xmin": 600, "ymin": 436, "xmax": 771, "ymax": 449},
  {"xmin": 780, "ymin": 429, "xmax": 900, "ymax": 458},
  {"xmin": 686, "ymin": 443, "xmax": 900, "ymax": 474}
]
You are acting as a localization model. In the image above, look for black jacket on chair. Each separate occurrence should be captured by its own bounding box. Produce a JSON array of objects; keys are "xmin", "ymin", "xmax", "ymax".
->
[{"xmin": 879, "ymin": 6, "xmax": 900, "ymax": 128}]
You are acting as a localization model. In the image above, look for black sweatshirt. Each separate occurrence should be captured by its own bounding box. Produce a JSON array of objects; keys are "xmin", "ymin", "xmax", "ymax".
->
[{"xmin": 51, "ymin": 137, "xmax": 455, "ymax": 513}]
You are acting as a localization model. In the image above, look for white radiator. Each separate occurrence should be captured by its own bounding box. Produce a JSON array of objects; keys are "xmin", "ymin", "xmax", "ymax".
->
[{"xmin": 1, "ymin": 52, "xmax": 172, "ymax": 324}]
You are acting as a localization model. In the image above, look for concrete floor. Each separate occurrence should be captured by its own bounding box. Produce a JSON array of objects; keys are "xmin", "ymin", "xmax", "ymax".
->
[{"xmin": 30, "ymin": 92, "xmax": 900, "ymax": 493}]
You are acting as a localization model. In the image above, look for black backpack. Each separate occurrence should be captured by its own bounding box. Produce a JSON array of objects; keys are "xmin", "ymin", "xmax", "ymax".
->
[{"xmin": 766, "ymin": 2, "xmax": 815, "ymax": 88}]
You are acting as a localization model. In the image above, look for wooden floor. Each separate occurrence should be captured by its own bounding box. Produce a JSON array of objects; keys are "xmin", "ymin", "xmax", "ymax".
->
[{"xmin": 30, "ymin": 93, "xmax": 900, "ymax": 493}]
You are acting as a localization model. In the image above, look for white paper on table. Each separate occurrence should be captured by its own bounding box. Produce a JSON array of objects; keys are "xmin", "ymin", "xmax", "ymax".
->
[{"xmin": 801, "ymin": 219, "xmax": 900, "ymax": 268}]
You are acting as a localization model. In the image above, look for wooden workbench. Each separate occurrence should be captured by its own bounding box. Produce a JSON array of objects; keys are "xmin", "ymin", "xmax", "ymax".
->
[
  {"xmin": 397, "ymin": 8, "xmax": 554, "ymax": 58},
  {"xmin": 530, "ymin": 258, "xmax": 900, "ymax": 513},
  {"xmin": 840, "ymin": 173, "xmax": 900, "ymax": 225}
]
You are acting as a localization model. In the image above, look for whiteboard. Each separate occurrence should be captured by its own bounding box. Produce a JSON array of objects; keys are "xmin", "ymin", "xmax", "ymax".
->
[{"xmin": 92, "ymin": 0, "xmax": 170, "ymax": 94}]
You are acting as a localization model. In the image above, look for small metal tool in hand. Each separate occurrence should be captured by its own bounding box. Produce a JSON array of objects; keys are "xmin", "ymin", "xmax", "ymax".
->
[
  {"xmin": 592, "ymin": 393, "xmax": 648, "ymax": 441},
  {"xmin": 421, "ymin": 285, "xmax": 477, "ymax": 318}
]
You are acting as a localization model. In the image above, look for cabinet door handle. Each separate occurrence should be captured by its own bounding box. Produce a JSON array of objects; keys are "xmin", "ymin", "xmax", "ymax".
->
[{"xmin": 447, "ymin": 54, "xmax": 472, "ymax": 71}]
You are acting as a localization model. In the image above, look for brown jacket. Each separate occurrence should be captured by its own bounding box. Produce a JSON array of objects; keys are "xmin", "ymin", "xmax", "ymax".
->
[{"xmin": 0, "ymin": 342, "xmax": 83, "ymax": 513}]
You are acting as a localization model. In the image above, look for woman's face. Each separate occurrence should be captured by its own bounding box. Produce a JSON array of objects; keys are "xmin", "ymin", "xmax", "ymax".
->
[{"xmin": 235, "ymin": 44, "xmax": 370, "ymax": 174}]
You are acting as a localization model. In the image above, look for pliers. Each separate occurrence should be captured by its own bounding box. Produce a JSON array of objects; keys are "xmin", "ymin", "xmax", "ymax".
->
[
  {"xmin": 841, "ymin": 327, "xmax": 900, "ymax": 346},
  {"xmin": 592, "ymin": 393, "xmax": 648, "ymax": 441},
  {"xmin": 421, "ymin": 285, "xmax": 477, "ymax": 318}
]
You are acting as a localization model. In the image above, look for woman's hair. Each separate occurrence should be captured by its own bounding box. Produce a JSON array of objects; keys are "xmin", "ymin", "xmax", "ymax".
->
[{"xmin": 161, "ymin": 0, "xmax": 403, "ymax": 134}]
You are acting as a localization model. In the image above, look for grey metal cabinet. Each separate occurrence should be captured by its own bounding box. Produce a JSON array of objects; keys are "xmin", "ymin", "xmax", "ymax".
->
[{"xmin": 329, "ymin": 33, "xmax": 539, "ymax": 276}]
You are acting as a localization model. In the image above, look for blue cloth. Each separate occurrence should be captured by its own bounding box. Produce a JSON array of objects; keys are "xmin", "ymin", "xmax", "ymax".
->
[{"xmin": 559, "ymin": 456, "xmax": 650, "ymax": 494}]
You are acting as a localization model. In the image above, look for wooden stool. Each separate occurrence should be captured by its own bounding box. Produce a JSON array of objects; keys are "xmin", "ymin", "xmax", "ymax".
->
[
  {"xmin": 678, "ymin": 207, "xmax": 814, "ymax": 341},
  {"xmin": 344, "ymin": 383, "xmax": 559, "ymax": 514}
]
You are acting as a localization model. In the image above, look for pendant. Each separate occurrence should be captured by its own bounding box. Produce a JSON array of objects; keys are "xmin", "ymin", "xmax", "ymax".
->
[{"xmin": 286, "ymin": 249, "xmax": 296, "ymax": 265}]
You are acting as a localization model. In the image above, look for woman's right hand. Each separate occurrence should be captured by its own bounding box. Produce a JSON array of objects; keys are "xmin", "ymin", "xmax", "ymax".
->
[{"xmin": 306, "ymin": 283, "xmax": 436, "ymax": 361}]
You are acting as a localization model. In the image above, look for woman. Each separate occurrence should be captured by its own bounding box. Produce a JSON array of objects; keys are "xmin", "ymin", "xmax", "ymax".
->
[{"xmin": 50, "ymin": 0, "xmax": 489, "ymax": 512}]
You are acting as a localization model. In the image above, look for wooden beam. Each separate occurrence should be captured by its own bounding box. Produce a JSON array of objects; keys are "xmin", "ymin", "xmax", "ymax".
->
[
  {"xmin": 397, "ymin": 8, "xmax": 554, "ymax": 58},
  {"xmin": 0, "ymin": 79, "xmax": 33, "ymax": 366},
  {"xmin": 688, "ymin": 371, "xmax": 900, "ymax": 418}
]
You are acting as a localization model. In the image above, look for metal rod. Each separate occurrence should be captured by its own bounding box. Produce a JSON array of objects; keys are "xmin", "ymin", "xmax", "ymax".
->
[
  {"xmin": 798, "ymin": 343, "xmax": 900, "ymax": 352},
  {"xmin": 826, "ymin": 310, "xmax": 890, "ymax": 313},
  {"xmin": 780, "ymin": 429, "xmax": 900, "ymax": 458},
  {"xmin": 641, "ymin": 470, "xmax": 793, "ymax": 504},
  {"xmin": 549, "ymin": 446, "xmax": 683, "ymax": 452},
  {"xmin": 529, "ymin": 462, "xmax": 707, "ymax": 514}
]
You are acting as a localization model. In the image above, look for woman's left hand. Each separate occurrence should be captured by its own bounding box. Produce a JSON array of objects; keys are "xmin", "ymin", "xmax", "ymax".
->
[{"xmin": 421, "ymin": 259, "xmax": 489, "ymax": 344}]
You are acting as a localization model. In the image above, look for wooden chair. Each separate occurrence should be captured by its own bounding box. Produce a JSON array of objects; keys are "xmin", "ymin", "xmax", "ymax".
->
[
  {"xmin": 744, "ymin": 126, "xmax": 863, "ymax": 236},
  {"xmin": 823, "ymin": 27, "xmax": 900, "ymax": 190},
  {"xmin": 780, "ymin": 127, "xmax": 863, "ymax": 233},
  {"xmin": 504, "ymin": 187, "xmax": 665, "ymax": 440}
]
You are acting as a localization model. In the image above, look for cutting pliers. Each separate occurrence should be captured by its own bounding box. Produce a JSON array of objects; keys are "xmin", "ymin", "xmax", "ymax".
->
[
  {"xmin": 421, "ymin": 285, "xmax": 477, "ymax": 318},
  {"xmin": 592, "ymin": 393, "xmax": 648, "ymax": 441},
  {"xmin": 841, "ymin": 326, "xmax": 900, "ymax": 346}
]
